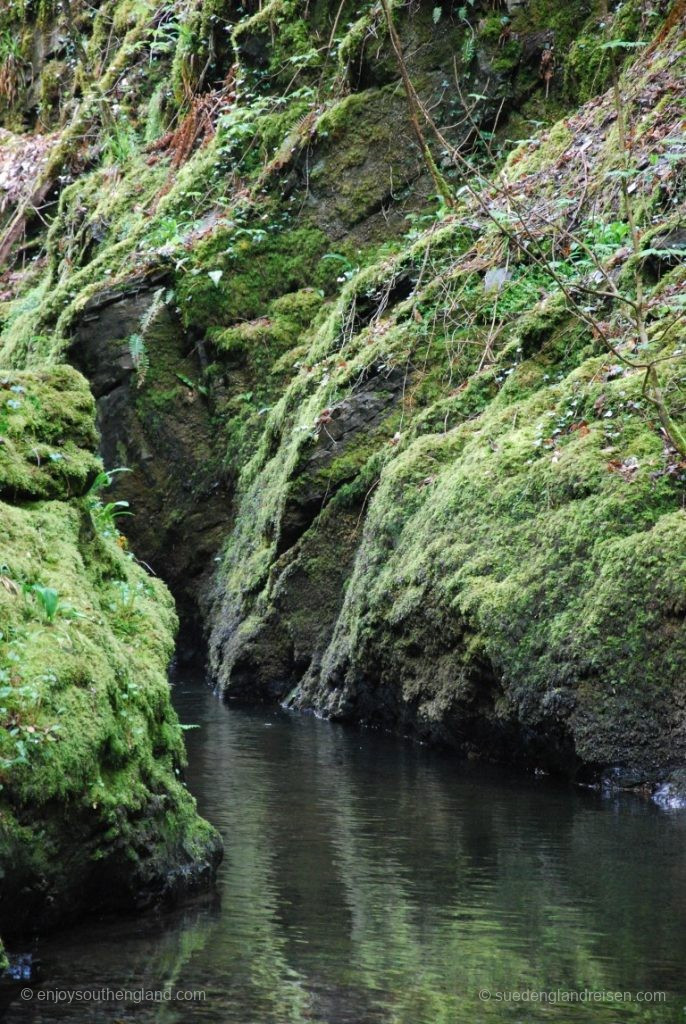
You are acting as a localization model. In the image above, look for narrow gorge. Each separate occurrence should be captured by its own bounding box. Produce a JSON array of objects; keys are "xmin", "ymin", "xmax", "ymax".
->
[{"xmin": 0, "ymin": 0, "xmax": 685, "ymax": 1014}]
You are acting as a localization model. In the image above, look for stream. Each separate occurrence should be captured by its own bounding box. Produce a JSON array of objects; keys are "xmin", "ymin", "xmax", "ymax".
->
[{"xmin": 4, "ymin": 665, "xmax": 686, "ymax": 1023}]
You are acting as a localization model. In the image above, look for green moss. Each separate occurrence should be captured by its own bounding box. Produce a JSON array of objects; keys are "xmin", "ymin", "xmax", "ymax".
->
[
  {"xmin": 0, "ymin": 365, "xmax": 100, "ymax": 500},
  {"xmin": 207, "ymin": 286, "xmax": 324, "ymax": 467},
  {"xmin": 169, "ymin": 0, "xmax": 229, "ymax": 102},
  {"xmin": 0, "ymin": 475, "xmax": 220, "ymax": 934},
  {"xmin": 2, "ymin": 0, "xmax": 684, "ymax": 814},
  {"xmin": 564, "ymin": 0, "xmax": 662, "ymax": 103},
  {"xmin": 477, "ymin": 14, "xmax": 523, "ymax": 74},
  {"xmin": 176, "ymin": 224, "xmax": 329, "ymax": 331},
  {"xmin": 36, "ymin": 58, "xmax": 65, "ymax": 124},
  {"xmin": 505, "ymin": 119, "xmax": 573, "ymax": 179},
  {"xmin": 228, "ymin": 0, "xmax": 329, "ymax": 104},
  {"xmin": 308, "ymin": 323, "xmax": 686, "ymax": 768},
  {"xmin": 205, "ymin": 8, "xmax": 686, "ymax": 778},
  {"xmin": 510, "ymin": 0, "xmax": 593, "ymax": 51},
  {"xmin": 311, "ymin": 85, "xmax": 418, "ymax": 229},
  {"xmin": 0, "ymin": 364, "xmax": 220, "ymax": 943},
  {"xmin": 336, "ymin": 8, "xmax": 383, "ymax": 72},
  {"xmin": 210, "ymin": 287, "xmax": 323, "ymax": 360}
]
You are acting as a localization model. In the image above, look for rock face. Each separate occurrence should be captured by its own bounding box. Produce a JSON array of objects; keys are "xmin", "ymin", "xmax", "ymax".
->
[
  {"xmin": 202, "ymin": 0, "xmax": 686, "ymax": 789},
  {"xmin": 0, "ymin": 365, "xmax": 221, "ymax": 941},
  {"xmin": 0, "ymin": 0, "xmax": 685, "ymax": 958},
  {"xmin": 210, "ymin": 367, "xmax": 407, "ymax": 703},
  {"xmin": 69, "ymin": 275, "xmax": 233, "ymax": 631}
]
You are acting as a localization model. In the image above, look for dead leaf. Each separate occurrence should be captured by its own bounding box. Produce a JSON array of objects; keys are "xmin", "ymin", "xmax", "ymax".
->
[{"xmin": 0, "ymin": 575, "xmax": 19, "ymax": 596}]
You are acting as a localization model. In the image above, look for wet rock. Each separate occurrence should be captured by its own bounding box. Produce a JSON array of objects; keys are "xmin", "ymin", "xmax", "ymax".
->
[
  {"xmin": 70, "ymin": 278, "xmax": 232, "ymax": 623},
  {"xmin": 278, "ymin": 369, "xmax": 405, "ymax": 556},
  {"xmin": 601, "ymin": 767, "xmax": 651, "ymax": 791},
  {"xmin": 309, "ymin": 369, "xmax": 405, "ymax": 465},
  {"xmin": 643, "ymin": 226, "xmax": 686, "ymax": 279},
  {"xmin": 652, "ymin": 770, "xmax": 686, "ymax": 811},
  {"xmin": 0, "ymin": 953, "xmax": 39, "ymax": 1014}
]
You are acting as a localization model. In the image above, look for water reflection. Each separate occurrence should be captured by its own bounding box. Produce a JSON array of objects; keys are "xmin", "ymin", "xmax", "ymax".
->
[{"xmin": 4, "ymin": 670, "xmax": 686, "ymax": 1022}]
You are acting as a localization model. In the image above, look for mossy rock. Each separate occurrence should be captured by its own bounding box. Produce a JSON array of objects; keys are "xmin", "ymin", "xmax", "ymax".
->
[
  {"xmin": 0, "ymin": 363, "xmax": 221, "ymax": 944},
  {"xmin": 0, "ymin": 365, "xmax": 100, "ymax": 501},
  {"xmin": 205, "ymin": 5, "xmax": 686, "ymax": 783}
]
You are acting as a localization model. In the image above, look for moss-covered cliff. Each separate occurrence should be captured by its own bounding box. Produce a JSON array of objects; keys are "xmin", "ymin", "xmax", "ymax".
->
[{"xmin": 1, "ymin": 0, "xmax": 685, "ymax": 960}]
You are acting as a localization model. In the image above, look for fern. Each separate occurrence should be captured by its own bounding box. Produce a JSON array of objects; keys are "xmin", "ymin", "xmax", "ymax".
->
[
  {"xmin": 139, "ymin": 287, "xmax": 166, "ymax": 336},
  {"xmin": 128, "ymin": 333, "xmax": 149, "ymax": 388},
  {"xmin": 461, "ymin": 34, "xmax": 475, "ymax": 65},
  {"xmin": 129, "ymin": 288, "xmax": 166, "ymax": 388}
]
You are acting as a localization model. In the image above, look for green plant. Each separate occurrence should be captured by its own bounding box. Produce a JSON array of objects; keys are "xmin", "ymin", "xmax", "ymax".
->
[
  {"xmin": 103, "ymin": 121, "xmax": 137, "ymax": 165},
  {"xmin": 126, "ymin": 288, "xmax": 168, "ymax": 390},
  {"xmin": 86, "ymin": 468, "xmax": 133, "ymax": 532},
  {"xmin": 95, "ymin": 498, "xmax": 133, "ymax": 529},
  {"xmin": 86, "ymin": 467, "xmax": 130, "ymax": 497},
  {"xmin": 145, "ymin": 216, "xmax": 185, "ymax": 248},
  {"xmin": 457, "ymin": 2, "xmax": 477, "ymax": 65},
  {"xmin": 321, "ymin": 253, "xmax": 359, "ymax": 283},
  {"xmin": 175, "ymin": 371, "xmax": 207, "ymax": 396},
  {"xmin": 0, "ymin": 30, "xmax": 22, "ymax": 105},
  {"xmin": 28, "ymin": 584, "xmax": 59, "ymax": 622},
  {"xmin": 128, "ymin": 333, "xmax": 149, "ymax": 387},
  {"xmin": 20, "ymin": 583, "xmax": 79, "ymax": 624}
]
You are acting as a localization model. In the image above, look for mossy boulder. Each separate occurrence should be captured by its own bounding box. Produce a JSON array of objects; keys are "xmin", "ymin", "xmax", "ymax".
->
[
  {"xmin": 0, "ymin": 365, "xmax": 221, "ymax": 943},
  {"xmin": 298, "ymin": 344, "xmax": 686, "ymax": 777},
  {"xmin": 0, "ymin": 364, "xmax": 100, "ymax": 500}
]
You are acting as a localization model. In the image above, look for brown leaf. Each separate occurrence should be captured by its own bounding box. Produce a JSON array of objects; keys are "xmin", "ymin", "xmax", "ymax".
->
[
  {"xmin": 594, "ymin": 393, "xmax": 607, "ymax": 416},
  {"xmin": 0, "ymin": 575, "xmax": 19, "ymax": 596}
]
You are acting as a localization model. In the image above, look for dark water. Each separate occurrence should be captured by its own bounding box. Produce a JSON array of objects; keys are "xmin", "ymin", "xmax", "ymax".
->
[{"xmin": 4, "ymin": 669, "xmax": 686, "ymax": 1023}]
